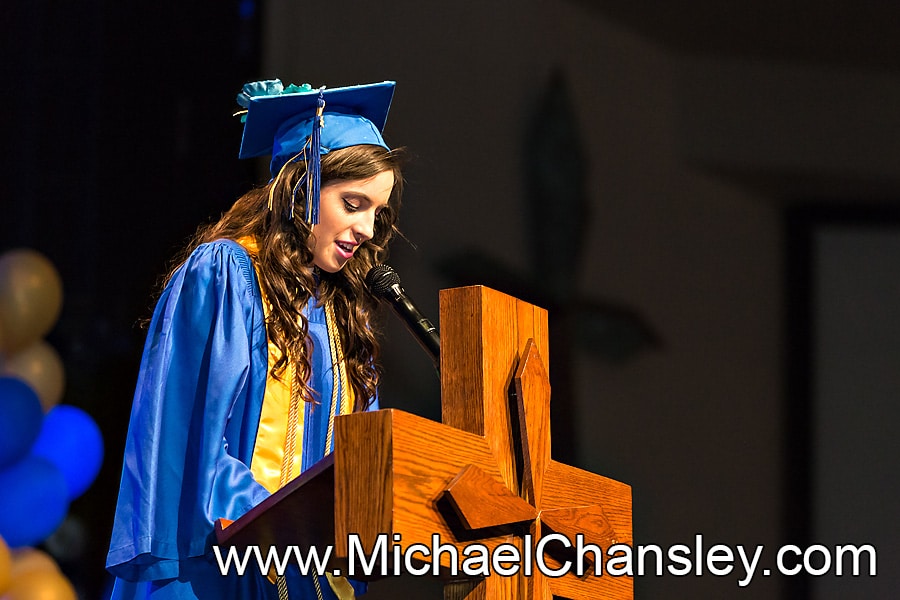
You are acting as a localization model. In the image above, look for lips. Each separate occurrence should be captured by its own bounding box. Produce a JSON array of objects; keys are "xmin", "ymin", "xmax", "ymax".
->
[{"xmin": 335, "ymin": 240, "xmax": 356, "ymax": 259}]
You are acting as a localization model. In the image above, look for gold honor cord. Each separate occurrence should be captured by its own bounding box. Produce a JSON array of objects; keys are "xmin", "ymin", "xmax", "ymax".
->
[
  {"xmin": 279, "ymin": 361, "xmax": 302, "ymax": 490},
  {"xmin": 324, "ymin": 300, "xmax": 353, "ymax": 453}
]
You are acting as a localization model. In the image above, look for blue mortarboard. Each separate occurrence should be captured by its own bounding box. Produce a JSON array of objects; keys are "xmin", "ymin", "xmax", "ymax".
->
[{"xmin": 236, "ymin": 79, "xmax": 396, "ymax": 223}]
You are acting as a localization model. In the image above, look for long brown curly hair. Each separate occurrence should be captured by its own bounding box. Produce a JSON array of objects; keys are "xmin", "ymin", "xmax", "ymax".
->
[{"xmin": 171, "ymin": 144, "xmax": 404, "ymax": 410}]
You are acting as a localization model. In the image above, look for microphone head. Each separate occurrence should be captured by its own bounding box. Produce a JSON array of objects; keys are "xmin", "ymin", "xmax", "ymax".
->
[{"xmin": 365, "ymin": 263, "xmax": 402, "ymax": 298}]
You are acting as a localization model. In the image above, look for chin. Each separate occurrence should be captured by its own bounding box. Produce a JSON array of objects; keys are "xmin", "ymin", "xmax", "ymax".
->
[{"xmin": 313, "ymin": 260, "xmax": 346, "ymax": 274}]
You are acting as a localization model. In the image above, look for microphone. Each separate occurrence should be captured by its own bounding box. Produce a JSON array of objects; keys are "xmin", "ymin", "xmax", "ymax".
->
[{"xmin": 366, "ymin": 264, "xmax": 441, "ymax": 372}]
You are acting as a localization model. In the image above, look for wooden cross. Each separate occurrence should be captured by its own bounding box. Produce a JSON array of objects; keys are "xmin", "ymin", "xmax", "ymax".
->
[
  {"xmin": 335, "ymin": 286, "xmax": 632, "ymax": 599},
  {"xmin": 217, "ymin": 286, "xmax": 632, "ymax": 599}
]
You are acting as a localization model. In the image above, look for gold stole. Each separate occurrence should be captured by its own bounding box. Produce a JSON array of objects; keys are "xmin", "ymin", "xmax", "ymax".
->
[{"xmin": 234, "ymin": 237, "xmax": 354, "ymax": 490}]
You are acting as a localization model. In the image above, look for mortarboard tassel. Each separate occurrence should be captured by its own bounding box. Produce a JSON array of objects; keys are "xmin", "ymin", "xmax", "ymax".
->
[
  {"xmin": 289, "ymin": 141, "xmax": 308, "ymax": 219},
  {"xmin": 304, "ymin": 89, "xmax": 326, "ymax": 225}
]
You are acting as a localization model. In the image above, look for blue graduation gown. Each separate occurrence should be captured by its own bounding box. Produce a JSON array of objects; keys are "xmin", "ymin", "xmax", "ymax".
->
[{"xmin": 107, "ymin": 240, "xmax": 367, "ymax": 599}]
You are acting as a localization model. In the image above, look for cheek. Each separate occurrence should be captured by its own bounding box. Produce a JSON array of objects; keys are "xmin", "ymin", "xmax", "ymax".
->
[{"xmin": 315, "ymin": 205, "xmax": 349, "ymax": 234}]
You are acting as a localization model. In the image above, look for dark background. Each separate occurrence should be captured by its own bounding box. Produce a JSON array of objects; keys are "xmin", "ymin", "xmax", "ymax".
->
[{"xmin": 3, "ymin": 1, "xmax": 899, "ymax": 598}]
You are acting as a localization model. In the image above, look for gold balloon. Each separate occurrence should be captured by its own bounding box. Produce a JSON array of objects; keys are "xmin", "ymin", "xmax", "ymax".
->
[
  {"xmin": 0, "ymin": 250, "xmax": 63, "ymax": 355},
  {"xmin": 8, "ymin": 548, "xmax": 59, "ymax": 578},
  {"xmin": 0, "ymin": 536, "xmax": 11, "ymax": 594},
  {"xmin": 0, "ymin": 341, "xmax": 65, "ymax": 411},
  {"xmin": 1, "ymin": 548, "xmax": 72, "ymax": 600},
  {"xmin": 0, "ymin": 570, "xmax": 75, "ymax": 600}
]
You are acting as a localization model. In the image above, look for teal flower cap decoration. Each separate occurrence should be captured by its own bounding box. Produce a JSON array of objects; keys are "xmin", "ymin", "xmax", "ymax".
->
[{"xmin": 235, "ymin": 80, "xmax": 314, "ymax": 122}]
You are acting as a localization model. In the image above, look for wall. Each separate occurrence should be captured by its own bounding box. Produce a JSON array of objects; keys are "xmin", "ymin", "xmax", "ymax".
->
[{"xmin": 264, "ymin": 1, "xmax": 897, "ymax": 597}]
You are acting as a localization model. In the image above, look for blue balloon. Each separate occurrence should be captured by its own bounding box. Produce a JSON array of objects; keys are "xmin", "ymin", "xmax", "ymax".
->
[
  {"xmin": 0, "ymin": 455, "xmax": 69, "ymax": 547},
  {"xmin": 31, "ymin": 404, "xmax": 104, "ymax": 500},
  {"xmin": 0, "ymin": 376, "xmax": 43, "ymax": 469}
]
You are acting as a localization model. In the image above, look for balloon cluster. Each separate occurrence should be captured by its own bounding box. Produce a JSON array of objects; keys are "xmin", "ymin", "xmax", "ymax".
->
[{"xmin": 0, "ymin": 249, "xmax": 104, "ymax": 598}]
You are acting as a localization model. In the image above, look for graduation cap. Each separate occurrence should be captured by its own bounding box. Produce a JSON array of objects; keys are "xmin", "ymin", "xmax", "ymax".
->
[{"xmin": 235, "ymin": 79, "xmax": 396, "ymax": 223}]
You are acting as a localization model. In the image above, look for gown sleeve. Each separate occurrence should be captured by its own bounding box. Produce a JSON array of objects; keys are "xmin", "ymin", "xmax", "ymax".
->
[{"xmin": 106, "ymin": 240, "xmax": 271, "ymax": 582}]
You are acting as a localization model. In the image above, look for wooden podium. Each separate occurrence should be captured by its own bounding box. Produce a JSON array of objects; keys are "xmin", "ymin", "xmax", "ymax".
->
[{"xmin": 217, "ymin": 286, "xmax": 633, "ymax": 599}]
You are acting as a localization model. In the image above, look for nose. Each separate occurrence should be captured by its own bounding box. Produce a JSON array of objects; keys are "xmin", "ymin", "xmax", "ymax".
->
[{"xmin": 354, "ymin": 211, "xmax": 376, "ymax": 243}]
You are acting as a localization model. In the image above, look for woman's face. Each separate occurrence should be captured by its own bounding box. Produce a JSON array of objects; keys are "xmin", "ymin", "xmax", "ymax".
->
[{"xmin": 310, "ymin": 169, "xmax": 394, "ymax": 273}]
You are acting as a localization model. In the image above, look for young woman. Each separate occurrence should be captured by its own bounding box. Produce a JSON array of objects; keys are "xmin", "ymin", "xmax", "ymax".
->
[{"xmin": 106, "ymin": 80, "xmax": 404, "ymax": 600}]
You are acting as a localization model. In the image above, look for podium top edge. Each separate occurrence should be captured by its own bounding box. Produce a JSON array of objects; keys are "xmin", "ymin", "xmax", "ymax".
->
[{"xmin": 439, "ymin": 285, "xmax": 549, "ymax": 312}]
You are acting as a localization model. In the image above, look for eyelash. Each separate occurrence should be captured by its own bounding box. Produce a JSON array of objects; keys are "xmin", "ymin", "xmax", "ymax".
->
[{"xmin": 343, "ymin": 198, "xmax": 387, "ymax": 218}]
